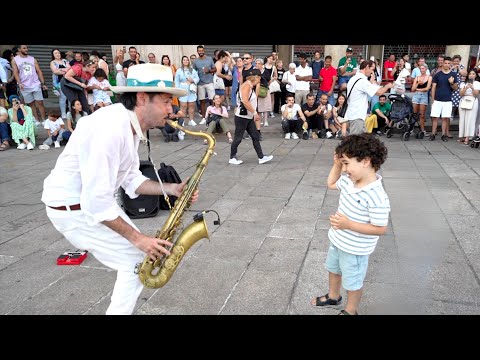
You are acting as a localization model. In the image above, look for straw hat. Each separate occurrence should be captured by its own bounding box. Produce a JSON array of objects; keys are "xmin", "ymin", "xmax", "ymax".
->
[{"xmin": 111, "ymin": 64, "xmax": 187, "ymax": 97}]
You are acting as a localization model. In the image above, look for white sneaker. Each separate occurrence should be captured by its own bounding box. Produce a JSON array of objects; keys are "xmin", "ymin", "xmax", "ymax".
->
[
  {"xmin": 264, "ymin": 121, "xmax": 269, "ymax": 127},
  {"xmin": 229, "ymin": 158, "xmax": 243, "ymax": 165},
  {"xmin": 291, "ymin": 132, "xmax": 299, "ymax": 139},
  {"xmin": 285, "ymin": 133, "xmax": 291, "ymax": 139},
  {"xmin": 54, "ymin": 141, "xmax": 61, "ymax": 148},
  {"xmin": 227, "ymin": 106, "xmax": 231, "ymax": 111},
  {"xmin": 17, "ymin": 143, "xmax": 27, "ymax": 150},
  {"xmin": 26, "ymin": 142, "xmax": 34, "ymax": 150},
  {"xmin": 188, "ymin": 120, "xmax": 197, "ymax": 126},
  {"xmin": 178, "ymin": 131, "xmax": 185, "ymax": 141},
  {"xmin": 326, "ymin": 131, "xmax": 333, "ymax": 139},
  {"xmin": 269, "ymin": 112, "xmax": 275, "ymax": 118},
  {"xmin": 39, "ymin": 144, "xmax": 50, "ymax": 150},
  {"xmin": 199, "ymin": 118, "xmax": 206, "ymax": 125},
  {"xmin": 259, "ymin": 155, "xmax": 273, "ymax": 164}
]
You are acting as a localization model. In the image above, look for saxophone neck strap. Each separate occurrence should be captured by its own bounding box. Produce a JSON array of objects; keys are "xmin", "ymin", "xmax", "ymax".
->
[
  {"xmin": 127, "ymin": 109, "xmax": 151, "ymax": 162},
  {"xmin": 127, "ymin": 109, "xmax": 170, "ymax": 208}
]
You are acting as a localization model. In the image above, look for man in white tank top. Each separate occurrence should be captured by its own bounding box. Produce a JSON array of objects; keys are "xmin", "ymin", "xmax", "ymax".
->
[{"xmin": 12, "ymin": 45, "xmax": 48, "ymax": 125}]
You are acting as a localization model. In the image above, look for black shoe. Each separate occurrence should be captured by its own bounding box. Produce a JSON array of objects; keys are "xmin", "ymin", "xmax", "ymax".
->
[
  {"xmin": 172, "ymin": 134, "xmax": 179, "ymax": 142},
  {"xmin": 302, "ymin": 131, "xmax": 309, "ymax": 140},
  {"xmin": 441, "ymin": 134, "xmax": 448, "ymax": 142},
  {"xmin": 164, "ymin": 135, "xmax": 170, "ymax": 143},
  {"xmin": 429, "ymin": 134, "xmax": 436, "ymax": 141}
]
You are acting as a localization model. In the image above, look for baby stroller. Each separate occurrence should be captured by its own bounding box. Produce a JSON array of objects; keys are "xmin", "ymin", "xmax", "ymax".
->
[{"xmin": 385, "ymin": 93, "xmax": 421, "ymax": 141}]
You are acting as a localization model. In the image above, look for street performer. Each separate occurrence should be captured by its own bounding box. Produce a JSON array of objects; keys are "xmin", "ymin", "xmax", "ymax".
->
[{"xmin": 42, "ymin": 64, "xmax": 199, "ymax": 315}]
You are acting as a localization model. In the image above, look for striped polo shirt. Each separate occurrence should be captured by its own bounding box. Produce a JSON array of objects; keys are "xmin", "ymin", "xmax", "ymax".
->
[{"xmin": 328, "ymin": 174, "xmax": 390, "ymax": 256}]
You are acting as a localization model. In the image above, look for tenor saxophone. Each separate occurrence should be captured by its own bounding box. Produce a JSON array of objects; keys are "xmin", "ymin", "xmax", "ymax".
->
[{"xmin": 137, "ymin": 120, "xmax": 216, "ymax": 289}]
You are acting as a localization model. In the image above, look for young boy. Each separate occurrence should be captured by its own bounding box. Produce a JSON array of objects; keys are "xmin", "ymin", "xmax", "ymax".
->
[
  {"xmin": 311, "ymin": 133, "xmax": 390, "ymax": 315},
  {"xmin": 39, "ymin": 109, "xmax": 66, "ymax": 150}
]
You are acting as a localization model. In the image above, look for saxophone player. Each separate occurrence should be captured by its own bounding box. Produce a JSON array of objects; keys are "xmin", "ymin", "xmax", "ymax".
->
[{"xmin": 42, "ymin": 64, "xmax": 199, "ymax": 315}]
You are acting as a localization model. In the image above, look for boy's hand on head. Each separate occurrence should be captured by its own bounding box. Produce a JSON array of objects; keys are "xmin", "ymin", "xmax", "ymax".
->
[
  {"xmin": 333, "ymin": 153, "xmax": 342, "ymax": 166},
  {"xmin": 330, "ymin": 212, "xmax": 350, "ymax": 230}
]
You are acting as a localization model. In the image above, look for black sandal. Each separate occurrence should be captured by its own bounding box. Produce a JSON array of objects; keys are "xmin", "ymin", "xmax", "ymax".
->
[
  {"xmin": 338, "ymin": 309, "xmax": 358, "ymax": 315},
  {"xmin": 312, "ymin": 293, "xmax": 342, "ymax": 307}
]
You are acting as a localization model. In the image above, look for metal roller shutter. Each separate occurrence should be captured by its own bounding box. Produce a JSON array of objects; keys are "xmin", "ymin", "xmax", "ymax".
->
[
  {"xmin": 205, "ymin": 45, "xmax": 274, "ymax": 61},
  {"xmin": 27, "ymin": 45, "xmax": 113, "ymax": 109}
]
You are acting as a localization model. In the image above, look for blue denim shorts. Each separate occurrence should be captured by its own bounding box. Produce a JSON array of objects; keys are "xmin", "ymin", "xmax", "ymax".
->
[
  {"xmin": 338, "ymin": 76, "xmax": 351, "ymax": 86},
  {"xmin": 325, "ymin": 242, "xmax": 370, "ymax": 291},
  {"xmin": 412, "ymin": 91, "xmax": 428, "ymax": 105}
]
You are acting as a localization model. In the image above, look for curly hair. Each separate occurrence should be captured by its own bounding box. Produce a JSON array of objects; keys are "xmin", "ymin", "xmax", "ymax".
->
[{"xmin": 335, "ymin": 133, "xmax": 388, "ymax": 171}]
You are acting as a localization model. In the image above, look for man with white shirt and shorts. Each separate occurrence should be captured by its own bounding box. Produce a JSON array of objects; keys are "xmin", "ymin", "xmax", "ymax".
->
[{"xmin": 345, "ymin": 61, "xmax": 393, "ymax": 135}]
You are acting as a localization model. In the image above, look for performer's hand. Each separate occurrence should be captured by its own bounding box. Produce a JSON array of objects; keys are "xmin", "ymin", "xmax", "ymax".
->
[
  {"xmin": 138, "ymin": 235, "xmax": 172, "ymax": 261},
  {"xmin": 330, "ymin": 212, "xmax": 350, "ymax": 230},
  {"xmin": 175, "ymin": 177, "xmax": 199, "ymax": 203}
]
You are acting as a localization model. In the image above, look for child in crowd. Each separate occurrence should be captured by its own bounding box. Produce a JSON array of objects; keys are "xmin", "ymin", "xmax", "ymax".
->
[
  {"xmin": 39, "ymin": 109, "xmax": 65, "ymax": 149},
  {"xmin": 311, "ymin": 134, "xmax": 390, "ymax": 315},
  {"xmin": 161, "ymin": 104, "xmax": 185, "ymax": 142},
  {"xmin": 87, "ymin": 68, "xmax": 112, "ymax": 110}
]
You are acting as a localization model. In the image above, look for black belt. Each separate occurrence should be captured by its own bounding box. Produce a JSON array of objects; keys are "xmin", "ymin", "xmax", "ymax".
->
[{"xmin": 48, "ymin": 204, "xmax": 81, "ymax": 211}]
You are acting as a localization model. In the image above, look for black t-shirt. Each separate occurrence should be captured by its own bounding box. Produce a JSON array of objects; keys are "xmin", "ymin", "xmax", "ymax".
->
[
  {"xmin": 302, "ymin": 103, "xmax": 320, "ymax": 120},
  {"xmin": 242, "ymin": 66, "xmax": 254, "ymax": 83},
  {"xmin": 433, "ymin": 71, "xmax": 457, "ymax": 102},
  {"xmin": 277, "ymin": 67, "xmax": 285, "ymax": 82},
  {"xmin": 122, "ymin": 59, "xmax": 145, "ymax": 70},
  {"xmin": 260, "ymin": 70, "xmax": 271, "ymax": 87}
]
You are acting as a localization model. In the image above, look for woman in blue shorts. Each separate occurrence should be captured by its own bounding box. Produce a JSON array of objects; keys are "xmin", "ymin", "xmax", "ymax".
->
[{"xmin": 411, "ymin": 65, "xmax": 432, "ymax": 136}]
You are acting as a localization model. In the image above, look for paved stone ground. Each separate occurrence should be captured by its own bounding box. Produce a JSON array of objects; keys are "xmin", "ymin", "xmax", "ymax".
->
[{"xmin": 1, "ymin": 113, "xmax": 480, "ymax": 315}]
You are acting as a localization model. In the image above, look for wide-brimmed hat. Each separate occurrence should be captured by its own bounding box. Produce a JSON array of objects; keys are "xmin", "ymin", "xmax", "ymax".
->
[{"xmin": 111, "ymin": 64, "xmax": 187, "ymax": 97}]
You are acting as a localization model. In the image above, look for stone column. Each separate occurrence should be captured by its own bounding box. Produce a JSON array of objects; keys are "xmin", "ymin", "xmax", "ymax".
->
[
  {"xmin": 324, "ymin": 45, "xmax": 348, "ymax": 67},
  {"xmin": 277, "ymin": 45, "xmax": 293, "ymax": 65},
  {"xmin": 111, "ymin": 45, "xmax": 197, "ymax": 68},
  {"xmin": 445, "ymin": 45, "xmax": 471, "ymax": 68}
]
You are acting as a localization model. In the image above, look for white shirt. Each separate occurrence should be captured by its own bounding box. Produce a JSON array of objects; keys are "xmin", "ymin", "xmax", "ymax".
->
[
  {"xmin": 460, "ymin": 80, "xmax": 480, "ymax": 96},
  {"xmin": 42, "ymin": 104, "xmax": 149, "ymax": 226},
  {"xmin": 328, "ymin": 174, "xmax": 390, "ymax": 256},
  {"xmin": 282, "ymin": 71, "xmax": 297, "ymax": 93},
  {"xmin": 281, "ymin": 103, "xmax": 302, "ymax": 120},
  {"xmin": 294, "ymin": 65, "xmax": 312, "ymax": 91},
  {"xmin": 345, "ymin": 73, "xmax": 381, "ymax": 121},
  {"xmin": 44, "ymin": 118, "xmax": 65, "ymax": 132}
]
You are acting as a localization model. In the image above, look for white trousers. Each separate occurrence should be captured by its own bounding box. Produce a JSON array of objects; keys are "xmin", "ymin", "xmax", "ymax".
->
[{"xmin": 46, "ymin": 205, "xmax": 145, "ymax": 315}]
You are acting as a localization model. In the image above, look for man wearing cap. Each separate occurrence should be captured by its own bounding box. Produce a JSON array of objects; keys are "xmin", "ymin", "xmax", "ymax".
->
[
  {"xmin": 42, "ymin": 64, "xmax": 199, "ymax": 315},
  {"xmin": 294, "ymin": 53, "xmax": 312, "ymax": 106},
  {"xmin": 337, "ymin": 47, "xmax": 357, "ymax": 93}
]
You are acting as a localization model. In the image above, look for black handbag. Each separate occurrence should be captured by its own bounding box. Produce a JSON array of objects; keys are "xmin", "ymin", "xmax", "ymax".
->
[
  {"xmin": 61, "ymin": 76, "xmax": 87, "ymax": 91},
  {"xmin": 41, "ymin": 87, "xmax": 48, "ymax": 98}
]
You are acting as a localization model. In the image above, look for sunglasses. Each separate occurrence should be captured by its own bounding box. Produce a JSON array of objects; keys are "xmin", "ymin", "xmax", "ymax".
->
[{"xmin": 242, "ymin": 57, "xmax": 251, "ymax": 60}]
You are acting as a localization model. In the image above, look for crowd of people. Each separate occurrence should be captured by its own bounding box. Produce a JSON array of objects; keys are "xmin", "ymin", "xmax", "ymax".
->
[{"xmin": 1, "ymin": 45, "xmax": 480, "ymax": 153}]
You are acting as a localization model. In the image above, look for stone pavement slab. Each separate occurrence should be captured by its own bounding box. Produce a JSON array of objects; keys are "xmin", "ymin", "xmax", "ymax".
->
[{"xmin": 1, "ymin": 114, "xmax": 480, "ymax": 315}]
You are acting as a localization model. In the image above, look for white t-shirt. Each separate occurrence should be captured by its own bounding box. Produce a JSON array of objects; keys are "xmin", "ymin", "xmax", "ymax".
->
[
  {"xmin": 345, "ymin": 73, "xmax": 381, "ymax": 121},
  {"xmin": 42, "ymin": 104, "xmax": 148, "ymax": 226},
  {"xmin": 294, "ymin": 65, "xmax": 312, "ymax": 91},
  {"xmin": 281, "ymin": 103, "xmax": 302, "ymax": 120},
  {"xmin": 459, "ymin": 81, "xmax": 480, "ymax": 96},
  {"xmin": 44, "ymin": 118, "xmax": 65, "ymax": 132}
]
